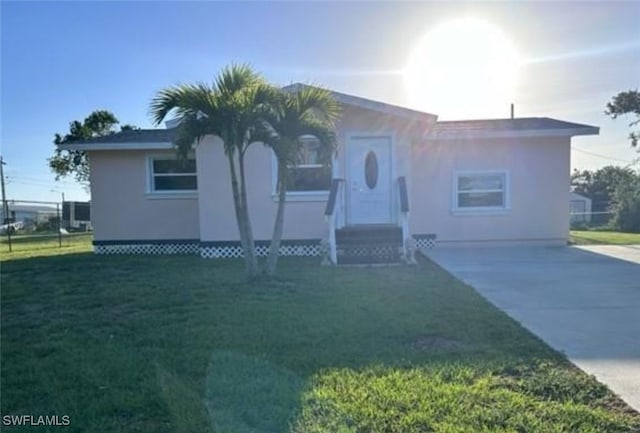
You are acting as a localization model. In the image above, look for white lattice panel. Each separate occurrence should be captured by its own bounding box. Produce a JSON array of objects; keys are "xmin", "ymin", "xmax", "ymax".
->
[
  {"xmin": 94, "ymin": 243, "xmax": 199, "ymax": 255},
  {"xmin": 199, "ymin": 243, "xmax": 320, "ymax": 259},
  {"xmin": 415, "ymin": 237, "xmax": 436, "ymax": 249}
]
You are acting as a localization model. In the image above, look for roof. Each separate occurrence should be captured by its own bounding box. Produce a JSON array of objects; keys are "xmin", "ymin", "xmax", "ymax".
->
[
  {"xmin": 60, "ymin": 128, "xmax": 178, "ymax": 151},
  {"xmin": 428, "ymin": 117, "xmax": 599, "ymax": 139},
  {"xmin": 58, "ymin": 99, "xmax": 598, "ymax": 151},
  {"xmin": 283, "ymin": 83, "xmax": 437, "ymax": 123},
  {"xmin": 79, "ymin": 128, "xmax": 178, "ymax": 144}
]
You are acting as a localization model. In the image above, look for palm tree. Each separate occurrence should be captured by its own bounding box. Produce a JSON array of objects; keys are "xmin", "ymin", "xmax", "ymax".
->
[
  {"xmin": 149, "ymin": 64, "xmax": 278, "ymax": 277},
  {"xmin": 258, "ymin": 85, "xmax": 340, "ymax": 276}
]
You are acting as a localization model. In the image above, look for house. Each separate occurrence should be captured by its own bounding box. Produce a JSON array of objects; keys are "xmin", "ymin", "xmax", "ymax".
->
[
  {"xmin": 569, "ymin": 191, "xmax": 592, "ymax": 224},
  {"xmin": 59, "ymin": 85, "xmax": 599, "ymax": 263}
]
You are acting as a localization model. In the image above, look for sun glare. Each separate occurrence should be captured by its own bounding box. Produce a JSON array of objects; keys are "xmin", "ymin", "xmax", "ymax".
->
[{"xmin": 404, "ymin": 18, "xmax": 520, "ymax": 119}]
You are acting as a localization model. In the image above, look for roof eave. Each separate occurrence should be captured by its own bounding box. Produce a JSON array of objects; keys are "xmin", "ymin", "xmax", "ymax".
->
[
  {"xmin": 58, "ymin": 142, "xmax": 175, "ymax": 151},
  {"xmin": 426, "ymin": 126, "xmax": 600, "ymax": 140}
]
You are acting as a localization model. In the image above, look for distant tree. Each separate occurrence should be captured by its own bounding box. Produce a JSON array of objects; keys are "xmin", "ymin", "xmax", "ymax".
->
[
  {"xmin": 49, "ymin": 110, "xmax": 138, "ymax": 184},
  {"xmin": 571, "ymin": 165, "xmax": 637, "ymax": 212},
  {"xmin": 605, "ymin": 90, "xmax": 640, "ymax": 148},
  {"xmin": 612, "ymin": 176, "xmax": 640, "ymax": 232},
  {"xmin": 572, "ymin": 165, "xmax": 640, "ymax": 231}
]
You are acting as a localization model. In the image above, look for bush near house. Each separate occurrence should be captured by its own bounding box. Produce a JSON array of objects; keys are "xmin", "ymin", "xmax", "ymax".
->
[{"xmin": 612, "ymin": 177, "xmax": 640, "ymax": 233}]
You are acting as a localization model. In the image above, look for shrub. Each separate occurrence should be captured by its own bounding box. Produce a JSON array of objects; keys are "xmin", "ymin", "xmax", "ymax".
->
[{"xmin": 612, "ymin": 178, "xmax": 640, "ymax": 233}]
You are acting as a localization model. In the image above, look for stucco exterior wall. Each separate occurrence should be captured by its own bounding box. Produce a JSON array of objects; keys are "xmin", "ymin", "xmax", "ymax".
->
[
  {"xmin": 89, "ymin": 150, "xmax": 200, "ymax": 241},
  {"xmin": 410, "ymin": 136, "xmax": 571, "ymax": 245},
  {"xmin": 196, "ymin": 136, "xmax": 328, "ymax": 242},
  {"xmin": 196, "ymin": 106, "xmax": 426, "ymax": 242}
]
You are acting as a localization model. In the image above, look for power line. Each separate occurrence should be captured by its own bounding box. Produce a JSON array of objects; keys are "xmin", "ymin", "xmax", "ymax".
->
[
  {"xmin": 571, "ymin": 146, "xmax": 634, "ymax": 164},
  {"xmin": 8, "ymin": 175, "xmax": 75, "ymax": 186},
  {"xmin": 5, "ymin": 180, "xmax": 71, "ymax": 190}
]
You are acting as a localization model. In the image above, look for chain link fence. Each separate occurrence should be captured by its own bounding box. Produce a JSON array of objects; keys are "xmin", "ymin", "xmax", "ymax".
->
[
  {"xmin": 1, "ymin": 199, "xmax": 92, "ymax": 253},
  {"xmin": 570, "ymin": 210, "xmax": 615, "ymax": 230}
]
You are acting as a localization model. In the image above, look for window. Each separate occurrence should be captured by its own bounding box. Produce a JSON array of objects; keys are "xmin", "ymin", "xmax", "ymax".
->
[
  {"xmin": 281, "ymin": 138, "xmax": 331, "ymax": 193},
  {"xmin": 454, "ymin": 171, "xmax": 508, "ymax": 211},
  {"xmin": 149, "ymin": 157, "xmax": 197, "ymax": 193}
]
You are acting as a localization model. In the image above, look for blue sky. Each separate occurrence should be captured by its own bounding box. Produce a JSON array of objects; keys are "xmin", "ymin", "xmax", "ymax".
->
[{"xmin": 1, "ymin": 1, "xmax": 639, "ymax": 202}]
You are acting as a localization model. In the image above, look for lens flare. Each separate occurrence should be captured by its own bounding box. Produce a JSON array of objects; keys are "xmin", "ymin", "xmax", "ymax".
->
[{"xmin": 404, "ymin": 18, "xmax": 520, "ymax": 119}]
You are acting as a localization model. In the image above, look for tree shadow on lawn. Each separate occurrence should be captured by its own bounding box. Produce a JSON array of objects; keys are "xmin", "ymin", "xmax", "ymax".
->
[{"xmin": 2, "ymin": 254, "xmax": 639, "ymax": 433}]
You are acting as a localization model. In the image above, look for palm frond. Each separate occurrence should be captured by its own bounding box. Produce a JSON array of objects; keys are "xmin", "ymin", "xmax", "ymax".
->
[
  {"xmin": 293, "ymin": 85, "xmax": 341, "ymax": 126},
  {"xmin": 149, "ymin": 82, "xmax": 218, "ymax": 126},
  {"xmin": 215, "ymin": 63, "xmax": 263, "ymax": 99}
]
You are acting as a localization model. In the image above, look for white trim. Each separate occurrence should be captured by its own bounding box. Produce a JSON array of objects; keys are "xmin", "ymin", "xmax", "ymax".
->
[
  {"xmin": 60, "ymin": 142, "xmax": 175, "ymax": 151},
  {"xmin": 427, "ymin": 127, "xmax": 598, "ymax": 140},
  {"xmin": 145, "ymin": 154, "xmax": 197, "ymax": 196},
  {"xmin": 451, "ymin": 170, "xmax": 511, "ymax": 214},
  {"xmin": 345, "ymin": 133, "xmax": 396, "ymax": 225}
]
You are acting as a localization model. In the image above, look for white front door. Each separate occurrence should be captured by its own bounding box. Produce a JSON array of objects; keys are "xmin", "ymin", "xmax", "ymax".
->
[{"xmin": 347, "ymin": 136, "xmax": 393, "ymax": 225}]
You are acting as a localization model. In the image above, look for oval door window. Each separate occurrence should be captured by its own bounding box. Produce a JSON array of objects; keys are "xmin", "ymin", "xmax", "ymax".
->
[{"xmin": 364, "ymin": 150, "xmax": 378, "ymax": 189}]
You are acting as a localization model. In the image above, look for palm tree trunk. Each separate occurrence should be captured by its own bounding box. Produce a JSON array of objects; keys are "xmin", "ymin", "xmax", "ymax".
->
[
  {"xmin": 227, "ymin": 154, "xmax": 257, "ymax": 276},
  {"xmin": 266, "ymin": 164, "xmax": 287, "ymax": 276},
  {"xmin": 237, "ymin": 151, "xmax": 259, "ymax": 276}
]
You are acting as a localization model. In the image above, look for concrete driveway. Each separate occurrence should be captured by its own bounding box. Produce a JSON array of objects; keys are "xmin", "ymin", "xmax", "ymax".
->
[{"xmin": 425, "ymin": 244, "xmax": 640, "ymax": 411}]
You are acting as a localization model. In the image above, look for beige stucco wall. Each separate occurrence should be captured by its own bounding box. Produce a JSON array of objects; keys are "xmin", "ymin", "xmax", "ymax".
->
[
  {"xmin": 89, "ymin": 150, "xmax": 200, "ymax": 241},
  {"xmin": 410, "ymin": 136, "xmax": 571, "ymax": 245},
  {"xmin": 196, "ymin": 136, "xmax": 328, "ymax": 242},
  {"xmin": 196, "ymin": 106, "xmax": 426, "ymax": 242}
]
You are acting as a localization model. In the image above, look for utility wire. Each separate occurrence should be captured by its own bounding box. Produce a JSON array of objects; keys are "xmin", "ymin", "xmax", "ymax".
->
[{"xmin": 571, "ymin": 146, "xmax": 635, "ymax": 164}]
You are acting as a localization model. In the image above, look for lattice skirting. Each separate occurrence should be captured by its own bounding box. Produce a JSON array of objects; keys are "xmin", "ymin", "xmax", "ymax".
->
[
  {"xmin": 94, "ymin": 242, "xmax": 199, "ymax": 255},
  {"xmin": 414, "ymin": 234, "xmax": 437, "ymax": 249},
  {"xmin": 92, "ymin": 236, "xmax": 434, "ymax": 257},
  {"xmin": 199, "ymin": 241, "xmax": 321, "ymax": 259}
]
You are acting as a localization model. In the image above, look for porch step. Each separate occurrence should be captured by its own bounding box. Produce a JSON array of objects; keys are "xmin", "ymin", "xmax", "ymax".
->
[{"xmin": 335, "ymin": 225, "xmax": 403, "ymax": 265}]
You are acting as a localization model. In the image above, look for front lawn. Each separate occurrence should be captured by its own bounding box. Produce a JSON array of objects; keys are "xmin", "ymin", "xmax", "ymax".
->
[
  {"xmin": 570, "ymin": 230, "xmax": 640, "ymax": 245},
  {"xmin": 1, "ymin": 240, "xmax": 638, "ymax": 432},
  {"xmin": 0, "ymin": 232, "xmax": 93, "ymax": 259}
]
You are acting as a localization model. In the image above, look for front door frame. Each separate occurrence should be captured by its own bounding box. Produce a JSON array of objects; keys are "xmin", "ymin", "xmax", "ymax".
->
[{"xmin": 345, "ymin": 133, "xmax": 397, "ymax": 226}]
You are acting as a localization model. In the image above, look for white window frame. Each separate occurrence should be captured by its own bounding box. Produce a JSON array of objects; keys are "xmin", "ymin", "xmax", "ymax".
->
[
  {"xmin": 452, "ymin": 170, "xmax": 510, "ymax": 214},
  {"xmin": 146, "ymin": 154, "xmax": 198, "ymax": 198},
  {"xmin": 270, "ymin": 137, "xmax": 336, "ymax": 202}
]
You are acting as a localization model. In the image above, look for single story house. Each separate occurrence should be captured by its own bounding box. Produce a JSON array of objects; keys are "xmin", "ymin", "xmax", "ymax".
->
[{"xmin": 60, "ymin": 85, "xmax": 599, "ymax": 263}]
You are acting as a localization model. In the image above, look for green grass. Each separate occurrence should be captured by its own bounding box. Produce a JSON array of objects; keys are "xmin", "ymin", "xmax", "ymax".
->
[
  {"xmin": 1, "ymin": 232, "xmax": 93, "ymax": 259},
  {"xmin": 1, "ymin": 237, "xmax": 638, "ymax": 432},
  {"xmin": 570, "ymin": 230, "xmax": 640, "ymax": 245}
]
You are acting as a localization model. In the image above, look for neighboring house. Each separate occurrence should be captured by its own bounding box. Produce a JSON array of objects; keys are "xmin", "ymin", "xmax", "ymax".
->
[
  {"xmin": 569, "ymin": 192, "xmax": 593, "ymax": 223},
  {"xmin": 62, "ymin": 201, "xmax": 92, "ymax": 230},
  {"xmin": 59, "ymin": 85, "xmax": 599, "ymax": 263},
  {"xmin": 8, "ymin": 204, "xmax": 58, "ymax": 225}
]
